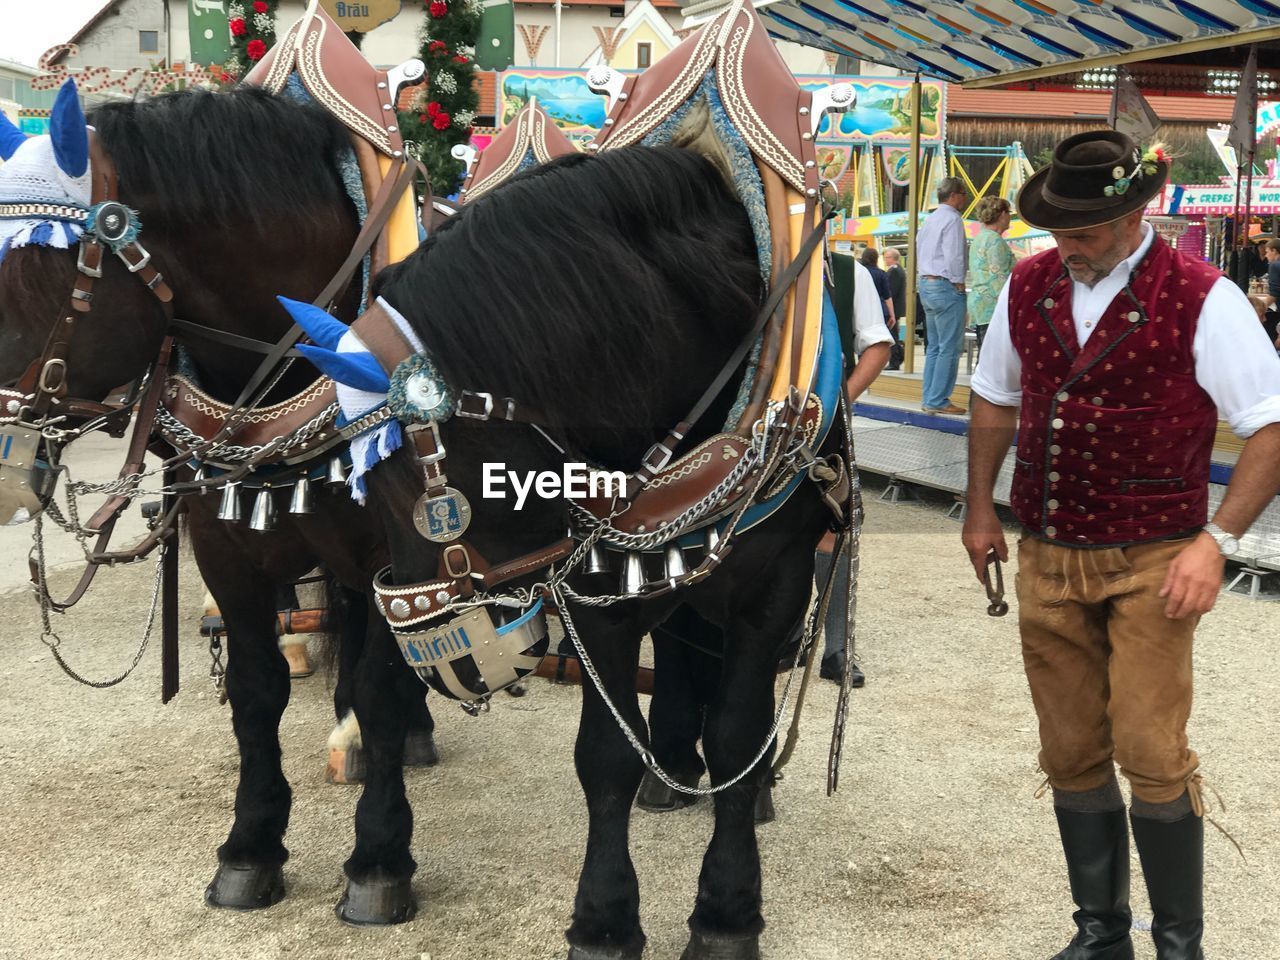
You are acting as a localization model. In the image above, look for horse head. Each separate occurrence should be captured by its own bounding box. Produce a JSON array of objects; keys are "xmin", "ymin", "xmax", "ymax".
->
[{"xmin": 0, "ymin": 79, "xmax": 170, "ymax": 411}]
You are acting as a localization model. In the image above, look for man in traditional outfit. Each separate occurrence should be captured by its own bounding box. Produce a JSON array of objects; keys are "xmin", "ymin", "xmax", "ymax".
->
[{"xmin": 962, "ymin": 130, "xmax": 1280, "ymax": 959}]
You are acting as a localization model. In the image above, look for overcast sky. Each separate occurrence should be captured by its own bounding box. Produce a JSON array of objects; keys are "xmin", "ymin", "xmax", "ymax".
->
[{"xmin": 0, "ymin": 0, "xmax": 105, "ymax": 67}]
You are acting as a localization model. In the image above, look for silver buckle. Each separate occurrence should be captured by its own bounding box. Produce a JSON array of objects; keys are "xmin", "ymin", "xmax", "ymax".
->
[
  {"xmin": 457, "ymin": 391, "xmax": 494, "ymax": 420},
  {"xmin": 76, "ymin": 240, "xmax": 102, "ymax": 278},
  {"xmin": 119, "ymin": 241, "xmax": 151, "ymax": 273},
  {"xmin": 409, "ymin": 420, "xmax": 447, "ymax": 464}
]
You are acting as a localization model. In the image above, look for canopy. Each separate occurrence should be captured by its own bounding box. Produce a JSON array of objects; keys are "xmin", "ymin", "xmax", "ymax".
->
[{"xmin": 684, "ymin": 0, "xmax": 1280, "ymax": 87}]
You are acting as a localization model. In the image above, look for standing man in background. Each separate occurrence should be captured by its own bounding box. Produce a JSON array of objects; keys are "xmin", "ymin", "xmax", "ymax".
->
[
  {"xmin": 883, "ymin": 247, "xmax": 908, "ymax": 370},
  {"xmin": 916, "ymin": 177, "xmax": 969, "ymax": 415}
]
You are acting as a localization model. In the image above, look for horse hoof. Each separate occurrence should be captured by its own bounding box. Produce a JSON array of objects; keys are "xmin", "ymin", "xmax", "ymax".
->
[
  {"xmin": 204, "ymin": 862, "xmax": 285, "ymax": 910},
  {"xmin": 325, "ymin": 746, "xmax": 367, "ymax": 785},
  {"xmin": 753, "ymin": 783, "xmax": 776, "ymax": 825},
  {"xmin": 680, "ymin": 930, "xmax": 762, "ymax": 960},
  {"xmin": 566, "ymin": 942, "xmax": 645, "ymax": 959},
  {"xmin": 336, "ymin": 873, "xmax": 417, "ymax": 926},
  {"xmin": 282, "ymin": 643, "xmax": 313, "ymax": 679},
  {"xmin": 635, "ymin": 769, "xmax": 700, "ymax": 812},
  {"xmin": 403, "ymin": 730, "xmax": 440, "ymax": 767}
]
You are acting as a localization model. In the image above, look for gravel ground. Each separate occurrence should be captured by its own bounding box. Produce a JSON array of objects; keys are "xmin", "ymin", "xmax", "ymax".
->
[{"xmin": 1, "ymin": 464, "xmax": 1277, "ymax": 960}]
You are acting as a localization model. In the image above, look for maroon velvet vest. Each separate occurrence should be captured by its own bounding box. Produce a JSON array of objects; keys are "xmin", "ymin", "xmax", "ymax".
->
[{"xmin": 1007, "ymin": 234, "xmax": 1220, "ymax": 547}]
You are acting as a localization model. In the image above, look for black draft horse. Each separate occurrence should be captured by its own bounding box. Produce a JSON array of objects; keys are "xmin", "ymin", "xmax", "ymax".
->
[
  {"xmin": 357, "ymin": 146, "xmax": 834, "ymax": 958},
  {"xmin": 0, "ymin": 87, "xmax": 436, "ymax": 912}
]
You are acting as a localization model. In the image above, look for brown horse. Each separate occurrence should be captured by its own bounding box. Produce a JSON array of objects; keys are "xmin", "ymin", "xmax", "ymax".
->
[{"xmin": 0, "ymin": 83, "xmax": 434, "ymax": 914}]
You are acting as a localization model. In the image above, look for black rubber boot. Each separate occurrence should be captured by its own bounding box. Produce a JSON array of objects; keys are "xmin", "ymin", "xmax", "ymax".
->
[
  {"xmin": 1050, "ymin": 807, "xmax": 1134, "ymax": 960},
  {"xmin": 1131, "ymin": 812, "xmax": 1204, "ymax": 960}
]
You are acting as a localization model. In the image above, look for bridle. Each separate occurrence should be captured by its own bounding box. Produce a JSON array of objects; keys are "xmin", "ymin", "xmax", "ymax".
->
[
  {"xmin": 1, "ymin": 136, "xmax": 174, "ymax": 431},
  {"xmin": 0, "ymin": 136, "xmax": 177, "ymax": 548}
]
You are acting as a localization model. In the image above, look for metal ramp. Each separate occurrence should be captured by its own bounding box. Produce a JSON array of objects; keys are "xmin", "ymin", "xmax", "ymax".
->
[{"xmin": 851, "ymin": 418, "xmax": 1280, "ymax": 600}]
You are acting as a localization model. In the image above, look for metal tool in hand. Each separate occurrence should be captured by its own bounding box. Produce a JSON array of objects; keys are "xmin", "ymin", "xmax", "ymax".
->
[{"xmin": 983, "ymin": 550, "xmax": 1008, "ymax": 617}]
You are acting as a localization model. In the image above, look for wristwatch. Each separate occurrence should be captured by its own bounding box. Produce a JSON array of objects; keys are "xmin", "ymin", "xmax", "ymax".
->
[{"xmin": 1203, "ymin": 522, "xmax": 1240, "ymax": 557}]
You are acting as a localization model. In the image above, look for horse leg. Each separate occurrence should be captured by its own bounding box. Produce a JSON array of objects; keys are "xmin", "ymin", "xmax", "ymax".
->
[
  {"xmin": 336, "ymin": 608, "xmax": 421, "ymax": 925},
  {"xmin": 565, "ymin": 610, "xmax": 649, "ymax": 960},
  {"xmin": 327, "ymin": 583, "xmax": 371, "ymax": 785},
  {"xmin": 682, "ymin": 579, "xmax": 812, "ymax": 960},
  {"xmin": 327, "ymin": 588, "xmax": 438, "ymax": 785},
  {"xmin": 639, "ymin": 607, "xmax": 717, "ymax": 811},
  {"xmin": 193, "ymin": 528, "xmax": 292, "ymax": 910}
]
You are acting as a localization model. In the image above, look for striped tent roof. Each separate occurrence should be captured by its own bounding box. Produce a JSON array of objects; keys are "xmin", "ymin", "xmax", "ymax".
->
[{"xmin": 684, "ymin": 0, "xmax": 1280, "ymax": 86}]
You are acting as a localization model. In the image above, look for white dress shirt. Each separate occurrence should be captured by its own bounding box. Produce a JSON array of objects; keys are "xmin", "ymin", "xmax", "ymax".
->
[
  {"xmin": 915, "ymin": 203, "xmax": 967, "ymax": 283},
  {"xmin": 971, "ymin": 222, "xmax": 1280, "ymax": 438},
  {"xmin": 852, "ymin": 260, "xmax": 895, "ymax": 354}
]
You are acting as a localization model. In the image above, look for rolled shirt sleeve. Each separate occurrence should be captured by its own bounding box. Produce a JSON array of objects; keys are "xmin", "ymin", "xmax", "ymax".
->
[
  {"xmin": 1193, "ymin": 277, "xmax": 1280, "ymax": 438},
  {"xmin": 853, "ymin": 261, "xmax": 895, "ymax": 354},
  {"xmin": 968, "ymin": 279, "xmax": 1021, "ymax": 407}
]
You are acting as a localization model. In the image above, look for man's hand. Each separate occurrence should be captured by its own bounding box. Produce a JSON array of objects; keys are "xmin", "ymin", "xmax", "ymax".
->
[
  {"xmin": 1158, "ymin": 533, "xmax": 1225, "ymax": 619},
  {"xmin": 962, "ymin": 503, "xmax": 1008, "ymax": 583}
]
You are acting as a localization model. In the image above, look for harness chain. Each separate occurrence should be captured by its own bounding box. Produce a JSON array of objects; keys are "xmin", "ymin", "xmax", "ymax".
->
[{"xmin": 32, "ymin": 511, "xmax": 164, "ymax": 687}]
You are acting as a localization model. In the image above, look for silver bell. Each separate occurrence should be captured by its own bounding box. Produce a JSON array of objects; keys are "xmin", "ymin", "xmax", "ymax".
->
[
  {"xmin": 216, "ymin": 481, "xmax": 242, "ymax": 522},
  {"xmin": 249, "ymin": 488, "xmax": 278, "ymax": 532},
  {"xmin": 663, "ymin": 544, "xmax": 687, "ymax": 580},
  {"xmin": 326, "ymin": 457, "xmax": 347, "ymax": 485},
  {"xmin": 620, "ymin": 552, "xmax": 645, "ymax": 596},
  {"xmin": 583, "ymin": 543, "xmax": 609, "ymax": 575},
  {"xmin": 288, "ymin": 475, "xmax": 314, "ymax": 515}
]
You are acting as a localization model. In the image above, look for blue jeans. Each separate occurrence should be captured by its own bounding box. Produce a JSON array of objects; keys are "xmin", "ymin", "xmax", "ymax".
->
[{"xmin": 919, "ymin": 277, "xmax": 966, "ymax": 409}]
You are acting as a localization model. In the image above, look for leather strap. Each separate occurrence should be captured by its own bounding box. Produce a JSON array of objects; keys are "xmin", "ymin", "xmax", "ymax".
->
[
  {"xmin": 160, "ymin": 468, "xmax": 180, "ymax": 704},
  {"xmin": 636, "ymin": 207, "xmax": 833, "ymax": 484},
  {"xmin": 224, "ymin": 157, "xmax": 421, "ymax": 418},
  {"xmin": 170, "ymin": 319, "xmax": 306, "ymax": 357},
  {"xmin": 31, "ymin": 337, "xmax": 176, "ymax": 612},
  {"xmin": 352, "ymin": 299, "xmax": 416, "ymax": 374}
]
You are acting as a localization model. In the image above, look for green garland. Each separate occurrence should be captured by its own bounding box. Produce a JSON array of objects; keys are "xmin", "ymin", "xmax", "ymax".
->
[
  {"xmin": 398, "ymin": 0, "xmax": 481, "ymax": 196},
  {"xmin": 225, "ymin": 0, "xmax": 280, "ymax": 81}
]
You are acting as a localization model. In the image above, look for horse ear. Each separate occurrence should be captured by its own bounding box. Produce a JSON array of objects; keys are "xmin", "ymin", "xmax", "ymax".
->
[
  {"xmin": 49, "ymin": 79, "xmax": 89, "ymax": 178},
  {"xmin": 0, "ymin": 106, "xmax": 27, "ymax": 161}
]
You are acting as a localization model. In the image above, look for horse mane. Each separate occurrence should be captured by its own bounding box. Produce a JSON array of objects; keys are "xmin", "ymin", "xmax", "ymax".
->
[
  {"xmin": 373, "ymin": 146, "xmax": 762, "ymax": 456},
  {"xmin": 89, "ymin": 87, "xmax": 352, "ymax": 234}
]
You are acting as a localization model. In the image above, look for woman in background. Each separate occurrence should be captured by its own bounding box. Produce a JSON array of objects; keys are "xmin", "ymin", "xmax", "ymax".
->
[{"xmin": 967, "ymin": 196, "xmax": 1014, "ymax": 352}]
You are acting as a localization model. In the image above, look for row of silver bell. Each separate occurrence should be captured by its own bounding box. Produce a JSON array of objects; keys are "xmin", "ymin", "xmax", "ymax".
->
[
  {"xmin": 213, "ymin": 458, "xmax": 347, "ymax": 531},
  {"xmin": 584, "ymin": 528, "xmax": 721, "ymax": 595}
]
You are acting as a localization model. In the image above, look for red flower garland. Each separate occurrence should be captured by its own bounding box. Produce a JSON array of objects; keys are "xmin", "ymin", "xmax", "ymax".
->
[
  {"xmin": 432, "ymin": 112, "xmax": 451, "ymax": 130},
  {"xmin": 253, "ymin": 0, "xmax": 268, "ymax": 11},
  {"xmin": 426, "ymin": 101, "xmax": 441, "ymax": 117},
  {"xmin": 229, "ymin": 17, "xmax": 247, "ymax": 36},
  {"xmin": 247, "ymin": 38, "xmax": 267, "ymax": 60},
  {"xmin": 453, "ymin": 54, "xmax": 469, "ymax": 64},
  {"xmin": 428, "ymin": 40, "xmax": 448, "ymax": 55},
  {"xmin": 429, "ymin": 1, "xmax": 448, "ymax": 18}
]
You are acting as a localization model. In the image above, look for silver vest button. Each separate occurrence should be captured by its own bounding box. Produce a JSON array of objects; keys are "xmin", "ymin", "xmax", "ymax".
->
[
  {"xmin": 1057, "ymin": 391, "xmax": 1069, "ymax": 402},
  {"xmin": 1049, "ymin": 472, "xmax": 1061, "ymax": 482},
  {"xmin": 1050, "ymin": 444, "xmax": 1062, "ymax": 455},
  {"xmin": 1083, "ymin": 452, "xmax": 1094, "ymax": 461},
  {"xmin": 1092, "ymin": 396, "xmax": 1104, "ymax": 405},
  {"xmin": 1052, "ymin": 418, "xmax": 1065, "ymax": 429},
  {"xmin": 1048, "ymin": 499, "xmax": 1060, "ymax": 510},
  {"xmin": 1044, "ymin": 298, "xmax": 1056, "ymax": 309},
  {"xmin": 1085, "ymin": 423, "xmax": 1098, "ymax": 433},
  {"xmin": 1045, "ymin": 526, "xmax": 1058, "ymax": 538},
  {"xmin": 1127, "ymin": 311, "xmax": 1141, "ymax": 323}
]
